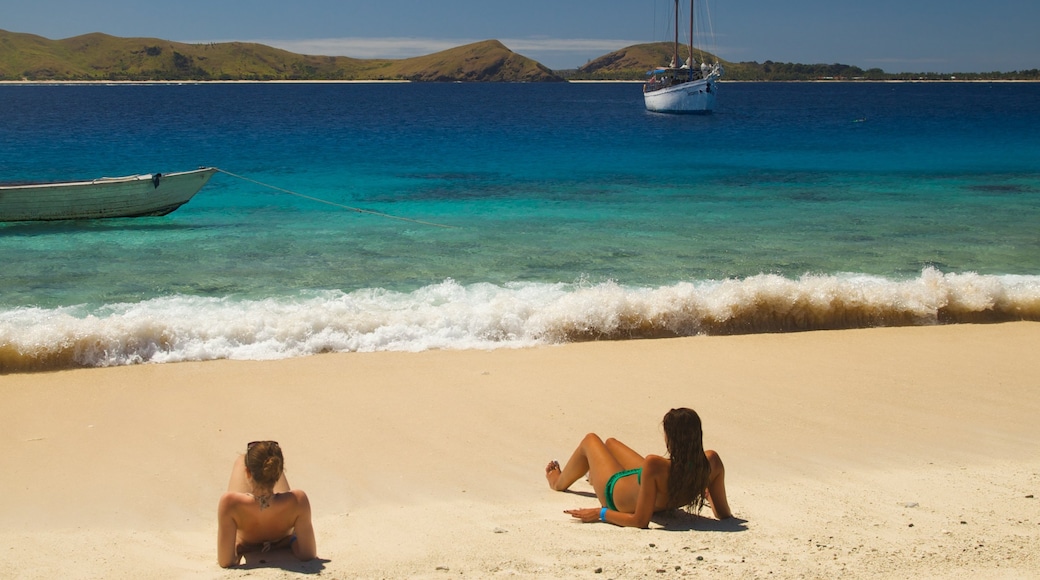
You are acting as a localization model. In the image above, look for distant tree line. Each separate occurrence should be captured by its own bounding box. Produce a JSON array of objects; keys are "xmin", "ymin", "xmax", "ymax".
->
[{"xmin": 563, "ymin": 61, "xmax": 1040, "ymax": 82}]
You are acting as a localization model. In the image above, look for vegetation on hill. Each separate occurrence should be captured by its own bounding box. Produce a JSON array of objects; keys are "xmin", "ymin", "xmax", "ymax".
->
[
  {"xmin": 0, "ymin": 30, "xmax": 563, "ymax": 82},
  {"xmin": 1, "ymin": 31, "xmax": 1035, "ymax": 83},
  {"xmin": 566, "ymin": 41, "xmax": 1040, "ymax": 82}
]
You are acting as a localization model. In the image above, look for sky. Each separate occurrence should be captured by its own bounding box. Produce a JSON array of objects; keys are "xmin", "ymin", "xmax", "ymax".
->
[{"xmin": 3, "ymin": 0, "xmax": 1038, "ymax": 73}]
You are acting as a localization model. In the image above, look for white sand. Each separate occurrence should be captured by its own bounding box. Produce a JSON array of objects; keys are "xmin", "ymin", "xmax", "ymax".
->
[{"xmin": 2, "ymin": 322, "xmax": 1039, "ymax": 578}]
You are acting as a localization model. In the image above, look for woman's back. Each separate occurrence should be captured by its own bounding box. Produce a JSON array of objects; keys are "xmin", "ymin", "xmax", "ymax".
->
[
  {"xmin": 220, "ymin": 488, "xmax": 307, "ymax": 545},
  {"xmin": 217, "ymin": 443, "xmax": 316, "ymax": 567}
]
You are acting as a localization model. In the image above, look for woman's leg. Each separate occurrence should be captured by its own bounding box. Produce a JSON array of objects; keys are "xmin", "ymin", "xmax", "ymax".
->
[
  {"xmin": 547, "ymin": 433, "xmax": 624, "ymax": 504},
  {"xmin": 605, "ymin": 437, "xmax": 645, "ymax": 470},
  {"xmin": 704, "ymin": 449, "xmax": 732, "ymax": 519},
  {"xmin": 227, "ymin": 455, "xmax": 250, "ymax": 493},
  {"xmin": 273, "ymin": 471, "xmax": 291, "ymax": 493}
]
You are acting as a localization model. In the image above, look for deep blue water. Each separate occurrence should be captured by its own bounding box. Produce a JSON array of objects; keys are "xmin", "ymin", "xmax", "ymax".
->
[{"xmin": 2, "ymin": 82, "xmax": 1039, "ymax": 370}]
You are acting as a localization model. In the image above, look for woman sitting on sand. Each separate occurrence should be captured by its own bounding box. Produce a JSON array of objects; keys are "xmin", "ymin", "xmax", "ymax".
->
[
  {"xmin": 546, "ymin": 407, "xmax": 731, "ymax": 527},
  {"xmin": 217, "ymin": 441, "xmax": 317, "ymax": 567}
]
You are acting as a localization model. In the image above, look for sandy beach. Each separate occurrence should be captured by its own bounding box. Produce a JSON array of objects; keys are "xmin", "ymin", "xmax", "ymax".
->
[{"xmin": 3, "ymin": 322, "xmax": 1038, "ymax": 579}]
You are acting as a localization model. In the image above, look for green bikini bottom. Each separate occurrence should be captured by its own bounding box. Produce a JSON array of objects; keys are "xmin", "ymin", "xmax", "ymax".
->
[{"xmin": 604, "ymin": 468, "xmax": 642, "ymax": 511}]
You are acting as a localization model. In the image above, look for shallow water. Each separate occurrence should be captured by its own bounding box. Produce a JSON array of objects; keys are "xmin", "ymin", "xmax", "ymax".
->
[{"xmin": 2, "ymin": 82, "xmax": 1038, "ymax": 370}]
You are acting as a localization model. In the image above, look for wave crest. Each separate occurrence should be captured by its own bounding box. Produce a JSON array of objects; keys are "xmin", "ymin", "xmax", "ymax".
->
[{"xmin": 3, "ymin": 268, "xmax": 1038, "ymax": 372}]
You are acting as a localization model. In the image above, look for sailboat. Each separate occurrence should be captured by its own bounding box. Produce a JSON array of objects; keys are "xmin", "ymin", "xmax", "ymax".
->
[{"xmin": 643, "ymin": 0, "xmax": 723, "ymax": 114}]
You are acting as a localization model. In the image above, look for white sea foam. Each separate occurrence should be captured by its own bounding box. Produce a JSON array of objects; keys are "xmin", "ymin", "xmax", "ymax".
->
[{"xmin": 2, "ymin": 268, "xmax": 1039, "ymax": 372}]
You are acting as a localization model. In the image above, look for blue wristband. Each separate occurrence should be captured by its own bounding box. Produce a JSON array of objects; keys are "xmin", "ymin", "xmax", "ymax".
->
[{"xmin": 599, "ymin": 507, "xmax": 608, "ymax": 522}]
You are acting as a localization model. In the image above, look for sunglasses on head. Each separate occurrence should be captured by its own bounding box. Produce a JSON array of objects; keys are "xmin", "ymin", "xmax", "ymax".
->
[{"xmin": 247, "ymin": 440, "xmax": 278, "ymax": 450}]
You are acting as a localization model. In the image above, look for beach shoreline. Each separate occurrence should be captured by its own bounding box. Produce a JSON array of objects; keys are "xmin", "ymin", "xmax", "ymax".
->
[
  {"xmin": 3, "ymin": 322, "xmax": 1039, "ymax": 578},
  {"xmin": 4, "ymin": 79, "xmax": 1040, "ymax": 86}
]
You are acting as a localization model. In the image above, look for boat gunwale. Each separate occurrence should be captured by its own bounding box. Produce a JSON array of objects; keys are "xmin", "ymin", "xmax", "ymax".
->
[{"xmin": 0, "ymin": 167, "xmax": 217, "ymax": 191}]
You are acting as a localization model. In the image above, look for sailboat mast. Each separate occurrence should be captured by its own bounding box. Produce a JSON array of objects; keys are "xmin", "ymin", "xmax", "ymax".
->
[
  {"xmin": 672, "ymin": 0, "xmax": 679, "ymax": 68},
  {"xmin": 689, "ymin": 0, "xmax": 695, "ymax": 67}
]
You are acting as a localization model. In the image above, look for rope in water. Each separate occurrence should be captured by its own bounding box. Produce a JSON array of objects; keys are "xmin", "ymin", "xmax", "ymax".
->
[{"xmin": 214, "ymin": 168, "xmax": 455, "ymax": 229}]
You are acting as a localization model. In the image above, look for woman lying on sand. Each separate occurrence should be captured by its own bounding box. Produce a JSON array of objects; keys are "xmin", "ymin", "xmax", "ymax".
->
[
  {"xmin": 217, "ymin": 441, "xmax": 317, "ymax": 567},
  {"xmin": 546, "ymin": 407, "xmax": 732, "ymax": 528}
]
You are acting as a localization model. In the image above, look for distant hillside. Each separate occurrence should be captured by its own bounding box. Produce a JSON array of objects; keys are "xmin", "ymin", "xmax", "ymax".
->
[
  {"xmin": 568, "ymin": 41, "xmax": 1040, "ymax": 81},
  {"xmin": 569, "ymin": 42, "xmax": 871, "ymax": 81},
  {"xmin": 570, "ymin": 42, "xmax": 722, "ymax": 80},
  {"xmin": 0, "ymin": 30, "xmax": 564, "ymax": 82},
  {"xmin": 373, "ymin": 40, "xmax": 561, "ymax": 82},
  {"xmin": 3, "ymin": 30, "xmax": 1035, "ymax": 83}
]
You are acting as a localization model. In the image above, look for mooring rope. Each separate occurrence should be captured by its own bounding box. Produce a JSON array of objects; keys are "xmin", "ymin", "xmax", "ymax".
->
[{"xmin": 215, "ymin": 168, "xmax": 455, "ymax": 228}]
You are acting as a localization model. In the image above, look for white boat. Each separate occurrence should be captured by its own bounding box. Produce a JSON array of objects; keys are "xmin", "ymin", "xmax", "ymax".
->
[
  {"xmin": 643, "ymin": 0, "xmax": 723, "ymax": 114},
  {"xmin": 0, "ymin": 167, "xmax": 217, "ymax": 222}
]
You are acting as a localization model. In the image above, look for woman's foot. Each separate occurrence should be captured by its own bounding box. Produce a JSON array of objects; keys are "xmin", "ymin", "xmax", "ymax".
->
[{"xmin": 545, "ymin": 460, "xmax": 561, "ymax": 490}]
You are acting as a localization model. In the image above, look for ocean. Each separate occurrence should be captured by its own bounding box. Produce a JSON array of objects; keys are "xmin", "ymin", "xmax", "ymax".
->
[{"xmin": 2, "ymin": 81, "xmax": 1039, "ymax": 371}]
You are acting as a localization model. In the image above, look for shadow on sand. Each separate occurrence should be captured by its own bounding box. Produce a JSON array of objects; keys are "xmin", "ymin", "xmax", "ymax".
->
[
  {"xmin": 238, "ymin": 550, "xmax": 330, "ymax": 574},
  {"xmin": 651, "ymin": 509, "xmax": 748, "ymax": 532}
]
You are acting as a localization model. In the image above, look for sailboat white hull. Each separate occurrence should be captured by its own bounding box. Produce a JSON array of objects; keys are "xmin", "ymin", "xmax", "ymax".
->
[
  {"xmin": 643, "ymin": 76, "xmax": 718, "ymax": 113},
  {"xmin": 643, "ymin": 0, "xmax": 722, "ymax": 114}
]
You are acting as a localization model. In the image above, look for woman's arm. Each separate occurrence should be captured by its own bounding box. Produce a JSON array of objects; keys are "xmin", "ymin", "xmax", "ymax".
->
[
  {"xmin": 290, "ymin": 490, "xmax": 317, "ymax": 561},
  {"xmin": 705, "ymin": 449, "xmax": 732, "ymax": 519},
  {"xmin": 216, "ymin": 493, "xmax": 241, "ymax": 567}
]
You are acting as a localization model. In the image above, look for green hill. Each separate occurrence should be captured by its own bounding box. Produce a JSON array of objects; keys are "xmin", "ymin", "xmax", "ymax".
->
[
  {"xmin": 570, "ymin": 42, "xmax": 722, "ymax": 80},
  {"xmin": 568, "ymin": 42, "xmax": 870, "ymax": 81},
  {"xmin": 3, "ymin": 30, "xmax": 1035, "ymax": 82},
  {"xmin": 0, "ymin": 30, "xmax": 564, "ymax": 82},
  {"xmin": 570, "ymin": 41, "xmax": 1040, "ymax": 81},
  {"xmin": 380, "ymin": 40, "xmax": 560, "ymax": 82}
]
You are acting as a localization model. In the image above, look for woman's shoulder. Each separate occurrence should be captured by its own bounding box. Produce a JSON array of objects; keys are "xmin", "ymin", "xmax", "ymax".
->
[
  {"xmin": 642, "ymin": 454, "xmax": 671, "ymax": 474},
  {"xmin": 277, "ymin": 489, "xmax": 311, "ymax": 510},
  {"xmin": 279, "ymin": 488, "xmax": 308, "ymax": 500},
  {"xmin": 278, "ymin": 489, "xmax": 312, "ymax": 520},
  {"xmin": 218, "ymin": 491, "xmax": 254, "ymax": 513}
]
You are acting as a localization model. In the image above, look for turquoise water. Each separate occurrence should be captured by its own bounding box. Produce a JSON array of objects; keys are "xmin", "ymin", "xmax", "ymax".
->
[{"xmin": 2, "ymin": 82, "xmax": 1039, "ymax": 370}]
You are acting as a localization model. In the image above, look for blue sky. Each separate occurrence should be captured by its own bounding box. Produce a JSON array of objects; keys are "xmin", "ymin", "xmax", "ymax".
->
[{"xmin": 3, "ymin": 1, "xmax": 1038, "ymax": 73}]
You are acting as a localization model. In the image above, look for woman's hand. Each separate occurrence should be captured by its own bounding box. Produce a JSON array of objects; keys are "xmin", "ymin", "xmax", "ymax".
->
[{"xmin": 564, "ymin": 508, "xmax": 604, "ymax": 523}]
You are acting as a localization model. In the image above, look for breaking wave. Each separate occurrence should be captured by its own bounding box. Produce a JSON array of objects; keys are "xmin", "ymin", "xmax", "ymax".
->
[{"xmin": 3, "ymin": 268, "xmax": 1039, "ymax": 373}]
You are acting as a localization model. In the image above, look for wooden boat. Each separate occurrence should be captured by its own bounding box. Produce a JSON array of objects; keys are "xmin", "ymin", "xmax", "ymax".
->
[
  {"xmin": 643, "ymin": 0, "xmax": 723, "ymax": 114},
  {"xmin": 0, "ymin": 167, "xmax": 217, "ymax": 222}
]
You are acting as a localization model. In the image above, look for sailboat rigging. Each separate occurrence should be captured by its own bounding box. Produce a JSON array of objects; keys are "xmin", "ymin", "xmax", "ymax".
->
[{"xmin": 643, "ymin": 0, "xmax": 723, "ymax": 114}]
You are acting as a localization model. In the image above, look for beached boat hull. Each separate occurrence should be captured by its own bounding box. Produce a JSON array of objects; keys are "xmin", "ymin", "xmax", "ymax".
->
[
  {"xmin": 643, "ymin": 76, "xmax": 718, "ymax": 114},
  {"xmin": 0, "ymin": 167, "xmax": 217, "ymax": 222}
]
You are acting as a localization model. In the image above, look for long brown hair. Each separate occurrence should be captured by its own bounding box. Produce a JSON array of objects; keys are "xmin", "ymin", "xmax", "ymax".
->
[
  {"xmin": 662, "ymin": 408, "xmax": 711, "ymax": 511},
  {"xmin": 244, "ymin": 441, "xmax": 284, "ymax": 490}
]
